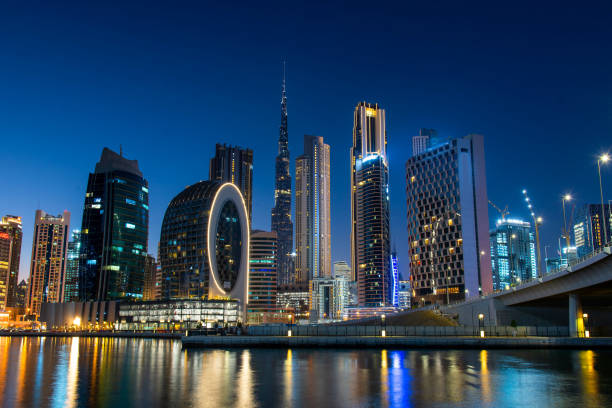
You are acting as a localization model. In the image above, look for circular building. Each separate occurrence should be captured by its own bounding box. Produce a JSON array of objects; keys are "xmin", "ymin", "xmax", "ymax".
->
[{"xmin": 159, "ymin": 181, "xmax": 249, "ymax": 312}]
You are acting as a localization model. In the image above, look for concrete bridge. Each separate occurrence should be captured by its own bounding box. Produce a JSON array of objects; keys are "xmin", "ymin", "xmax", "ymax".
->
[{"xmin": 440, "ymin": 246, "xmax": 612, "ymax": 337}]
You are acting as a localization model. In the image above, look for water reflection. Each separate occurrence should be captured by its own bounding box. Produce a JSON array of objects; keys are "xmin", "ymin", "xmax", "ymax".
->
[{"xmin": 0, "ymin": 337, "xmax": 611, "ymax": 407}]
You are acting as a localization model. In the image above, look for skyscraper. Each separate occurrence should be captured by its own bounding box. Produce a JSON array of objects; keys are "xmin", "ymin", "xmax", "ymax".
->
[
  {"xmin": 573, "ymin": 204, "xmax": 612, "ymax": 257},
  {"xmin": 79, "ymin": 148, "xmax": 149, "ymax": 301},
  {"xmin": 142, "ymin": 254, "xmax": 160, "ymax": 301},
  {"xmin": 350, "ymin": 102, "xmax": 392, "ymax": 307},
  {"xmin": 248, "ymin": 230, "xmax": 278, "ymax": 318},
  {"xmin": 159, "ymin": 181, "xmax": 249, "ymax": 313},
  {"xmin": 63, "ymin": 229, "xmax": 81, "ymax": 302},
  {"xmin": 0, "ymin": 215, "xmax": 22, "ymax": 310},
  {"xmin": 412, "ymin": 128, "xmax": 437, "ymax": 156},
  {"xmin": 489, "ymin": 219, "xmax": 536, "ymax": 291},
  {"xmin": 406, "ymin": 134, "xmax": 493, "ymax": 304},
  {"xmin": 27, "ymin": 210, "xmax": 70, "ymax": 316},
  {"xmin": 209, "ymin": 143, "xmax": 253, "ymax": 224},
  {"xmin": 390, "ymin": 251, "xmax": 400, "ymax": 307},
  {"xmin": 271, "ymin": 67, "xmax": 294, "ymax": 285},
  {"xmin": 295, "ymin": 135, "xmax": 331, "ymax": 284}
]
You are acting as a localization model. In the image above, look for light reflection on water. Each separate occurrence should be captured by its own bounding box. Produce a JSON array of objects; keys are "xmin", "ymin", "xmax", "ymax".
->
[{"xmin": 0, "ymin": 336, "xmax": 611, "ymax": 407}]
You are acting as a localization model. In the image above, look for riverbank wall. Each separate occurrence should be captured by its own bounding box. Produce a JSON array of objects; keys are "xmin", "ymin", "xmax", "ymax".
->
[
  {"xmin": 0, "ymin": 331, "xmax": 182, "ymax": 339},
  {"xmin": 181, "ymin": 335, "xmax": 612, "ymax": 349}
]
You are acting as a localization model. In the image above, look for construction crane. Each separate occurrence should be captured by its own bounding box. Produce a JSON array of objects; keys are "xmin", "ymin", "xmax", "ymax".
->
[
  {"xmin": 488, "ymin": 200, "xmax": 509, "ymax": 222},
  {"xmin": 522, "ymin": 189, "xmax": 543, "ymax": 278}
]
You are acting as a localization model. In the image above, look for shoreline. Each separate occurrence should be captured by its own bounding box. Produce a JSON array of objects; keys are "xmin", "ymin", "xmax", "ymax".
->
[
  {"xmin": 182, "ymin": 335, "xmax": 612, "ymax": 349},
  {"xmin": 0, "ymin": 332, "xmax": 182, "ymax": 339}
]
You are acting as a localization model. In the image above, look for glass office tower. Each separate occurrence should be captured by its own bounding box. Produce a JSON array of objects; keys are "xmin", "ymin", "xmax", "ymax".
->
[
  {"xmin": 350, "ymin": 102, "xmax": 392, "ymax": 307},
  {"xmin": 63, "ymin": 229, "xmax": 81, "ymax": 302},
  {"xmin": 489, "ymin": 219, "xmax": 536, "ymax": 291},
  {"xmin": 79, "ymin": 148, "xmax": 149, "ymax": 301}
]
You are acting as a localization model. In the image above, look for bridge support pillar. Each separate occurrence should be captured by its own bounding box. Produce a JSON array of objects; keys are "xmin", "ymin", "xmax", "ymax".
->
[{"xmin": 569, "ymin": 293, "xmax": 585, "ymax": 337}]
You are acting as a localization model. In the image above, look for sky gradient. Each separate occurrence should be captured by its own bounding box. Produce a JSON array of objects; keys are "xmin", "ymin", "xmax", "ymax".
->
[{"xmin": 1, "ymin": 1, "xmax": 611, "ymax": 280}]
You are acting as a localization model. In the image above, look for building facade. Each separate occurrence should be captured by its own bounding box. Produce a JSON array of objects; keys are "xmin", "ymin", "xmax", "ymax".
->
[
  {"xmin": 295, "ymin": 135, "xmax": 331, "ymax": 284},
  {"xmin": 271, "ymin": 72, "xmax": 294, "ymax": 286},
  {"xmin": 489, "ymin": 219, "xmax": 536, "ymax": 291},
  {"xmin": 159, "ymin": 181, "xmax": 249, "ymax": 313},
  {"xmin": 390, "ymin": 252, "xmax": 399, "ymax": 306},
  {"xmin": 350, "ymin": 102, "xmax": 392, "ymax": 307},
  {"xmin": 248, "ymin": 230, "xmax": 278, "ymax": 316},
  {"xmin": 333, "ymin": 261, "xmax": 351, "ymax": 280},
  {"xmin": 142, "ymin": 254, "xmax": 160, "ymax": 301},
  {"xmin": 63, "ymin": 230, "xmax": 81, "ymax": 302},
  {"xmin": 209, "ymin": 143, "xmax": 253, "ymax": 224},
  {"xmin": 406, "ymin": 134, "xmax": 493, "ymax": 304},
  {"xmin": 573, "ymin": 204, "xmax": 612, "ymax": 258},
  {"xmin": 0, "ymin": 215, "xmax": 22, "ymax": 310},
  {"xmin": 412, "ymin": 128, "xmax": 438, "ymax": 156},
  {"xmin": 398, "ymin": 280, "xmax": 411, "ymax": 309},
  {"xmin": 79, "ymin": 148, "xmax": 149, "ymax": 301},
  {"xmin": 27, "ymin": 210, "xmax": 70, "ymax": 316}
]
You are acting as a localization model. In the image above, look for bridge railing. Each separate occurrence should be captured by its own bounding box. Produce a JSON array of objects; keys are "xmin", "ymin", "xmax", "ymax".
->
[{"xmin": 246, "ymin": 325, "xmax": 570, "ymax": 337}]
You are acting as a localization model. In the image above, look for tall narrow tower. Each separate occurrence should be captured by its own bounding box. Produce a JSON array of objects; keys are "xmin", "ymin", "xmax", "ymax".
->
[
  {"xmin": 350, "ymin": 102, "xmax": 392, "ymax": 307},
  {"xmin": 271, "ymin": 63, "xmax": 294, "ymax": 285}
]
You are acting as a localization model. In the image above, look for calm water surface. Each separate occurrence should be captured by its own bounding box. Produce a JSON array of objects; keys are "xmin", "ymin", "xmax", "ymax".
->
[{"xmin": 0, "ymin": 336, "xmax": 610, "ymax": 407}]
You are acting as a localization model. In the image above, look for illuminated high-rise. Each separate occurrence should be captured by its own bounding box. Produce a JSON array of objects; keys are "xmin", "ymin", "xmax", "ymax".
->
[
  {"xmin": 79, "ymin": 148, "xmax": 149, "ymax": 301},
  {"xmin": 350, "ymin": 102, "xmax": 392, "ymax": 307},
  {"xmin": 573, "ymin": 204, "xmax": 612, "ymax": 257},
  {"xmin": 295, "ymin": 135, "xmax": 331, "ymax": 284},
  {"xmin": 63, "ymin": 229, "xmax": 81, "ymax": 302},
  {"xmin": 271, "ymin": 67, "xmax": 294, "ymax": 285},
  {"xmin": 209, "ymin": 143, "xmax": 253, "ymax": 224},
  {"xmin": 406, "ymin": 134, "xmax": 493, "ymax": 304},
  {"xmin": 27, "ymin": 210, "xmax": 70, "ymax": 316},
  {"xmin": 248, "ymin": 230, "xmax": 278, "ymax": 318},
  {"xmin": 0, "ymin": 215, "xmax": 22, "ymax": 310},
  {"xmin": 489, "ymin": 219, "xmax": 536, "ymax": 291}
]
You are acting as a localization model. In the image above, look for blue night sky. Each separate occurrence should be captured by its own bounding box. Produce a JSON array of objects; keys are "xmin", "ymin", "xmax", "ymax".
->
[{"xmin": 1, "ymin": 1, "xmax": 611, "ymax": 281}]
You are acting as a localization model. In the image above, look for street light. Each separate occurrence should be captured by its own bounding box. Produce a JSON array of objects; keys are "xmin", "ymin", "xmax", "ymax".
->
[
  {"xmin": 562, "ymin": 194, "xmax": 572, "ymax": 253},
  {"xmin": 597, "ymin": 154, "xmax": 610, "ymax": 247},
  {"xmin": 478, "ymin": 313, "xmax": 485, "ymax": 338}
]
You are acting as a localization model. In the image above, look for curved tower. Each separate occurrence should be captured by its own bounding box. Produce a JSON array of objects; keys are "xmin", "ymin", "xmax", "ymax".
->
[
  {"xmin": 159, "ymin": 181, "xmax": 249, "ymax": 312},
  {"xmin": 271, "ymin": 64, "xmax": 294, "ymax": 285}
]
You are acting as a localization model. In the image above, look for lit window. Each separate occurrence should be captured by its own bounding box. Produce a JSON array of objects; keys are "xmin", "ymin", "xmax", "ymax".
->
[{"xmin": 126, "ymin": 223, "xmax": 136, "ymax": 229}]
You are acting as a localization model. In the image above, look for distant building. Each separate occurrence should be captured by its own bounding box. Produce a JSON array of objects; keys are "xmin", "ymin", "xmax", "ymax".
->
[
  {"xmin": 573, "ymin": 204, "xmax": 612, "ymax": 258},
  {"xmin": 79, "ymin": 148, "xmax": 149, "ymax": 301},
  {"xmin": 412, "ymin": 128, "xmax": 437, "ymax": 156},
  {"xmin": 390, "ymin": 252, "xmax": 399, "ymax": 306},
  {"xmin": 0, "ymin": 215, "xmax": 22, "ymax": 309},
  {"xmin": 489, "ymin": 219, "xmax": 536, "ymax": 291},
  {"xmin": 351, "ymin": 102, "xmax": 392, "ymax": 307},
  {"xmin": 248, "ymin": 230, "xmax": 278, "ymax": 317},
  {"xmin": 63, "ymin": 230, "xmax": 81, "ymax": 302},
  {"xmin": 309, "ymin": 276, "xmax": 351, "ymax": 322},
  {"xmin": 209, "ymin": 143, "xmax": 253, "ymax": 224},
  {"xmin": 295, "ymin": 135, "xmax": 331, "ymax": 284},
  {"xmin": 333, "ymin": 261, "xmax": 351, "ymax": 280},
  {"xmin": 27, "ymin": 210, "xmax": 70, "ymax": 316},
  {"xmin": 271, "ymin": 71, "xmax": 294, "ymax": 286},
  {"xmin": 277, "ymin": 283, "xmax": 309, "ymax": 320},
  {"xmin": 398, "ymin": 281, "xmax": 411, "ymax": 309},
  {"xmin": 159, "ymin": 181, "xmax": 249, "ymax": 314},
  {"xmin": 545, "ymin": 257, "xmax": 562, "ymax": 273},
  {"xmin": 142, "ymin": 254, "xmax": 160, "ymax": 301},
  {"xmin": 406, "ymin": 134, "xmax": 493, "ymax": 304},
  {"xmin": 15, "ymin": 280, "xmax": 27, "ymax": 308}
]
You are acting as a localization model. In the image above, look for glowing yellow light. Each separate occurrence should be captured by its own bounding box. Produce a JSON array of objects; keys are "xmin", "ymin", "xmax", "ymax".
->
[
  {"xmin": 564, "ymin": 194, "xmax": 572, "ymax": 201},
  {"xmin": 365, "ymin": 108, "xmax": 377, "ymax": 117},
  {"xmin": 73, "ymin": 316, "xmax": 81, "ymax": 327},
  {"xmin": 480, "ymin": 330, "xmax": 485, "ymax": 338},
  {"xmin": 600, "ymin": 153, "xmax": 610, "ymax": 163}
]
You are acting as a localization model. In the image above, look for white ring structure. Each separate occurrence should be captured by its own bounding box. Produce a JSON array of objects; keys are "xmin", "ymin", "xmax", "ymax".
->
[{"xmin": 207, "ymin": 183, "xmax": 249, "ymax": 315}]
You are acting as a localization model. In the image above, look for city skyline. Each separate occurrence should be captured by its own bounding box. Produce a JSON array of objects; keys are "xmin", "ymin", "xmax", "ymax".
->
[{"xmin": 2, "ymin": 3, "xmax": 612, "ymax": 283}]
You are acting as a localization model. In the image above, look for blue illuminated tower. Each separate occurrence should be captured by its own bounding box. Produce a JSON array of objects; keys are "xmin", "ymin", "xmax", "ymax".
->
[{"xmin": 350, "ymin": 102, "xmax": 392, "ymax": 307}]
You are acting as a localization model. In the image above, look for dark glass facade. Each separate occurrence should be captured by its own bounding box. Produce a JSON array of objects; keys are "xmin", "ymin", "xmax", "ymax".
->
[
  {"xmin": 209, "ymin": 143, "xmax": 253, "ymax": 224},
  {"xmin": 79, "ymin": 148, "xmax": 149, "ymax": 301},
  {"xmin": 271, "ymin": 74, "xmax": 294, "ymax": 285},
  {"xmin": 63, "ymin": 229, "xmax": 81, "ymax": 302}
]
